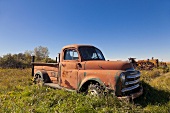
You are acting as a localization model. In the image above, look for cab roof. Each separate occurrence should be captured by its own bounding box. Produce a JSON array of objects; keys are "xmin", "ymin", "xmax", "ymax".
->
[{"xmin": 62, "ymin": 44, "xmax": 94, "ymax": 50}]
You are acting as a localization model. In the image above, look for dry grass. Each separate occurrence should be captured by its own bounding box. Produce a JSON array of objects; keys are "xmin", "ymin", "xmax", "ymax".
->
[{"xmin": 0, "ymin": 68, "xmax": 170, "ymax": 112}]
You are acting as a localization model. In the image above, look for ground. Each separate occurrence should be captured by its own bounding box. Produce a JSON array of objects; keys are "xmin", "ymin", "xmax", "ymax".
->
[{"xmin": 0, "ymin": 68, "xmax": 170, "ymax": 113}]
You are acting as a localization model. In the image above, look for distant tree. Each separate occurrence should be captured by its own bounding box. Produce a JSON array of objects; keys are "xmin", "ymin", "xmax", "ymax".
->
[
  {"xmin": 42, "ymin": 57, "xmax": 56, "ymax": 63},
  {"xmin": 0, "ymin": 56, "xmax": 3, "ymax": 68},
  {"xmin": 24, "ymin": 50, "xmax": 33, "ymax": 67},
  {"xmin": 34, "ymin": 46, "xmax": 49, "ymax": 61},
  {"xmin": 0, "ymin": 54, "xmax": 17, "ymax": 68},
  {"xmin": 0, "ymin": 46, "xmax": 52, "ymax": 68}
]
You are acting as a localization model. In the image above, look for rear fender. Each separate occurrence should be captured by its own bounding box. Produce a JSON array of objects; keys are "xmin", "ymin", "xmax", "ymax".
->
[{"xmin": 34, "ymin": 71, "xmax": 51, "ymax": 83}]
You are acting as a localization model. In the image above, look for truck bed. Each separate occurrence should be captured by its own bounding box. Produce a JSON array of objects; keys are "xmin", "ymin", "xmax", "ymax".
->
[{"xmin": 32, "ymin": 62, "xmax": 59, "ymax": 84}]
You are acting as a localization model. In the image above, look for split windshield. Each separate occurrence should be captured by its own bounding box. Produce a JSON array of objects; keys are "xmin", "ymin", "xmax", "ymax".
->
[{"xmin": 79, "ymin": 46, "xmax": 105, "ymax": 61}]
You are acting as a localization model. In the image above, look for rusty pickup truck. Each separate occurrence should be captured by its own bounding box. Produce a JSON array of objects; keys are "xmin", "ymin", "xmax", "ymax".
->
[{"xmin": 32, "ymin": 44, "xmax": 143, "ymax": 99}]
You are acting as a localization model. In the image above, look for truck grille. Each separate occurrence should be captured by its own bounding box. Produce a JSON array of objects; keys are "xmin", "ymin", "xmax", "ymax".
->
[{"xmin": 121, "ymin": 70, "xmax": 141, "ymax": 96}]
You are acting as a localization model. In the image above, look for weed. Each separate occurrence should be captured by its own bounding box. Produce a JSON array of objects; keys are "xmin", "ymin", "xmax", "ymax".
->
[{"xmin": 0, "ymin": 68, "xmax": 170, "ymax": 112}]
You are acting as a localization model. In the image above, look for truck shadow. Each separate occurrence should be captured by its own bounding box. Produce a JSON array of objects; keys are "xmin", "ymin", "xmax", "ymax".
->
[{"xmin": 134, "ymin": 81, "xmax": 170, "ymax": 107}]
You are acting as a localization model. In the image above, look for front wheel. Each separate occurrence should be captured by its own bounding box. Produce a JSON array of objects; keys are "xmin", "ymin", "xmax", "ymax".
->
[{"xmin": 87, "ymin": 84, "xmax": 104, "ymax": 97}]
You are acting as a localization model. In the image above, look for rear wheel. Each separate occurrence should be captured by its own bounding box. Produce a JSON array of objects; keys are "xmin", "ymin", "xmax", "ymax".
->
[
  {"xmin": 33, "ymin": 71, "xmax": 51, "ymax": 86},
  {"xmin": 33, "ymin": 74, "xmax": 44, "ymax": 86}
]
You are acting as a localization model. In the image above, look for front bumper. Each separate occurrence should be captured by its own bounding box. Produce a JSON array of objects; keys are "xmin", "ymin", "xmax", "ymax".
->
[{"xmin": 117, "ymin": 86, "xmax": 143, "ymax": 100}]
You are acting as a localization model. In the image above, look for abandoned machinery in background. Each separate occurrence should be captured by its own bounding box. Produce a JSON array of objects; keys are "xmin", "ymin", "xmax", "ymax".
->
[{"xmin": 128, "ymin": 57, "xmax": 169, "ymax": 71}]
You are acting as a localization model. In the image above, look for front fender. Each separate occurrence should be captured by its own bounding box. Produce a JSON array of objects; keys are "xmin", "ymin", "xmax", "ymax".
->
[{"xmin": 78, "ymin": 76, "xmax": 105, "ymax": 91}]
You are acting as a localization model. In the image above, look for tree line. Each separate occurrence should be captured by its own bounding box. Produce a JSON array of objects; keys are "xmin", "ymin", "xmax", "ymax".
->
[{"xmin": 0, "ymin": 46, "xmax": 56, "ymax": 68}]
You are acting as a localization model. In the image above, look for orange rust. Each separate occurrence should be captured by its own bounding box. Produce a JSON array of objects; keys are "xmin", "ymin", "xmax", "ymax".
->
[
  {"xmin": 129, "ymin": 57, "xmax": 169, "ymax": 71},
  {"xmin": 84, "ymin": 61, "xmax": 131, "ymax": 70}
]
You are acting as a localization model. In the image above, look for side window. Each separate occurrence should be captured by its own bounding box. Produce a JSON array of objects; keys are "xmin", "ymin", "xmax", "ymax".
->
[
  {"xmin": 91, "ymin": 53, "xmax": 98, "ymax": 59},
  {"xmin": 95, "ymin": 49, "xmax": 105, "ymax": 60},
  {"xmin": 64, "ymin": 49, "xmax": 79, "ymax": 60}
]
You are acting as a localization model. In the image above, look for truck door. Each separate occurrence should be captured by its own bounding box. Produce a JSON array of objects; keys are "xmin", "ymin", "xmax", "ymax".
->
[{"xmin": 60, "ymin": 49, "xmax": 79, "ymax": 89}]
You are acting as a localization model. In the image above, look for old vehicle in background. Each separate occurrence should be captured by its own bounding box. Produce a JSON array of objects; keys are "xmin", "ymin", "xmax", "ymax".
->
[
  {"xmin": 32, "ymin": 44, "xmax": 143, "ymax": 100},
  {"xmin": 129, "ymin": 57, "xmax": 169, "ymax": 72}
]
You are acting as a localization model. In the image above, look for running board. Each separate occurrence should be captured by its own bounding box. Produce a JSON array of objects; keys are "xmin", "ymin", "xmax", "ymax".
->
[{"xmin": 44, "ymin": 83, "xmax": 76, "ymax": 92}]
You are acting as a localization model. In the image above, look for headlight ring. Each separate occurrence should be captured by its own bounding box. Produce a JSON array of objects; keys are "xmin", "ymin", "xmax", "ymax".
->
[{"xmin": 120, "ymin": 73, "xmax": 126, "ymax": 83}]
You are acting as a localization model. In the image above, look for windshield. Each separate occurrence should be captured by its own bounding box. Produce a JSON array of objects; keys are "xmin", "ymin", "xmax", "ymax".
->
[{"xmin": 79, "ymin": 46, "xmax": 105, "ymax": 61}]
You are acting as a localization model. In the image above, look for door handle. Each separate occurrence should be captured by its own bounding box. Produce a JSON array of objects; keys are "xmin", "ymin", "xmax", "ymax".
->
[{"xmin": 77, "ymin": 63, "xmax": 82, "ymax": 68}]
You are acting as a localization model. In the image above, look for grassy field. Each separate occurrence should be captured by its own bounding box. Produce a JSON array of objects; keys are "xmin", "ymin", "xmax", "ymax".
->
[{"xmin": 0, "ymin": 68, "xmax": 170, "ymax": 113}]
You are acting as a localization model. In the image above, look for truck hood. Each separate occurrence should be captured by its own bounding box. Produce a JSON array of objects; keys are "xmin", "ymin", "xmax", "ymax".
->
[{"xmin": 84, "ymin": 60, "xmax": 132, "ymax": 70}]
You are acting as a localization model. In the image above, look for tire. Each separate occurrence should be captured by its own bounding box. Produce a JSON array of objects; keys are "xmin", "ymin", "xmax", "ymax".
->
[
  {"xmin": 33, "ymin": 73, "xmax": 44, "ymax": 86},
  {"xmin": 87, "ymin": 84, "xmax": 104, "ymax": 97},
  {"xmin": 33, "ymin": 71, "xmax": 51, "ymax": 85}
]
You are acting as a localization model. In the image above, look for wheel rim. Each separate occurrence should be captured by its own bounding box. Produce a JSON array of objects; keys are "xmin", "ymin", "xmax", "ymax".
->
[
  {"xmin": 34, "ymin": 74, "xmax": 43, "ymax": 84},
  {"xmin": 88, "ymin": 89, "xmax": 98, "ymax": 96}
]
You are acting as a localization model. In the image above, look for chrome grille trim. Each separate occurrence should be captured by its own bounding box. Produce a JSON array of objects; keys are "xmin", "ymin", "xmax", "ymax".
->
[
  {"xmin": 125, "ymin": 79, "xmax": 140, "ymax": 85},
  {"xmin": 121, "ymin": 70, "xmax": 141, "ymax": 95},
  {"xmin": 121, "ymin": 84, "xmax": 140, "ymax": 93},
  {"xmin": 127, "ymin": 73, "xmax": 140, "ymax": 79}
]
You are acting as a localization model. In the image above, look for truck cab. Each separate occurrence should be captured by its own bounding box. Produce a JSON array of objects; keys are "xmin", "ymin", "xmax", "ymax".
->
[{"xmin": 32, "ymin": 44, "xmax": 143, "ymax": 99}]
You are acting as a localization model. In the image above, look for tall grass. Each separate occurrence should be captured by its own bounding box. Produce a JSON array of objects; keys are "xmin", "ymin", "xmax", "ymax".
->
[
  {"xmin": 135, "ymin": 68, "xmax": 170, "ymax": 112},
  {"xmin": 0, "ymin": 68, "xmax": 170, "ymax": 112}
]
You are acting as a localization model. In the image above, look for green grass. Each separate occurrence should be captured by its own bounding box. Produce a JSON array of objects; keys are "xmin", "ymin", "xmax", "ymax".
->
[{"xmin": 0, "ymin": 68, "xmax": 170, "ymax": 113}]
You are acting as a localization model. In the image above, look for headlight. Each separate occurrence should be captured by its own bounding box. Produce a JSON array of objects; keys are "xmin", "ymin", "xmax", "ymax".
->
[{"xmin": 120, "ymin": 73, "xmax": 125, "ymax": 83}]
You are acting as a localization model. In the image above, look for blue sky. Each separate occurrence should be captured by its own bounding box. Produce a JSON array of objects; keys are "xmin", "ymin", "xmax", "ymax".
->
[{"xmin": 0, "ymin": 0, "xmax": 170, "ymax": 61}]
